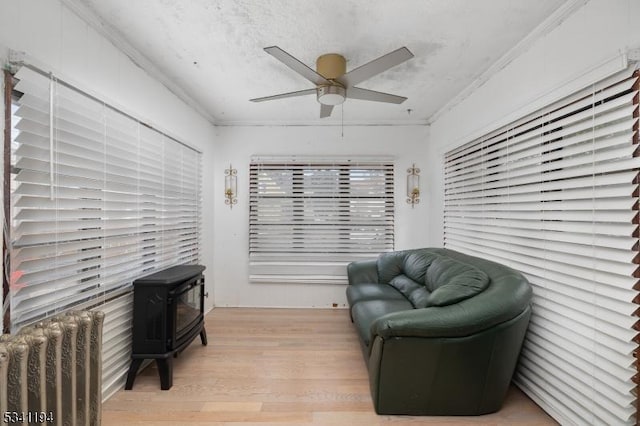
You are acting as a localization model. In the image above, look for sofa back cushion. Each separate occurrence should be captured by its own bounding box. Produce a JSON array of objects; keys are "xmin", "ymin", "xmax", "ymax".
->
[
  {"xmin": 424, "ymin": 256, "xmax": 490, "ymax": 307},
  {"xmin": 378, "ymin": 250, "xmax": 437, "ymax": 284},
  {"xmin": 377, "ymin": 251, "xmax": 438, "ymax": 307},
  {"xmin": 387, "ymin": 275, "xmax": 431, "ymax": 308}
]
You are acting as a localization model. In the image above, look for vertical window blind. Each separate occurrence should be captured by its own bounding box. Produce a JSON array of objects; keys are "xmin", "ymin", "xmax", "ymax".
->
[
  {"xmin": 443, "ymin": 67, "xmax": 639, "ymax": 425},
  {"xmin": 249, "ymin": 156, "xmax": 394, "ymax": 284},
  {"xmin": 9, "ymin": 65, "xmax": 202, "ymax": 332}
]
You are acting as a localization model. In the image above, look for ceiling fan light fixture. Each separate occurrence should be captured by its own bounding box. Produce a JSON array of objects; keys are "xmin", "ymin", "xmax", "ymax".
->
[{"xmin": 317, "ymin": 85, "xmax": 346, "ymax": 105}]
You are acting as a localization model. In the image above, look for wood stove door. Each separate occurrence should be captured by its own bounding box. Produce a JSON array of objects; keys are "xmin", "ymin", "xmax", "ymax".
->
[{"xmin": 171, "ymin": 276, "xmax": 204, "ymax": 347}]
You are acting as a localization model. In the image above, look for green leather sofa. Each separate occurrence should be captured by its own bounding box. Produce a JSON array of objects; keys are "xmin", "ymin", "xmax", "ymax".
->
[{"xmin": 346, "ymin": 248, "xmax": 532, "ymax": 415}]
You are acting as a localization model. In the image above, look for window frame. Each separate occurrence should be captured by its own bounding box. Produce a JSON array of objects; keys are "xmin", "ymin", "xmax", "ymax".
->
[
  {"xmin": 442, "ymin": 67, "xmax": 639, "ymax": 425},
  {"xmin": 5, "ymin": 64, "xmax": 202, "ymax": 332},
  {"xmin": 248, "ymin": 156, "xmax": 395, "ymax": 284}
]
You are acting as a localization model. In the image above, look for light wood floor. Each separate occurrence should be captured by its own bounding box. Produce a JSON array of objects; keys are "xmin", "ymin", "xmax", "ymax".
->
[{"xmin": 103, "ymin": 308, "xmax": 557, "ymax": 425}]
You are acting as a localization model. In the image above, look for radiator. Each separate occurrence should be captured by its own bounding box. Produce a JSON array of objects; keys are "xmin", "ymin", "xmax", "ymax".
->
[{"xmin": 0, "ymin": 311, "xmax": 105, "ymax": 426}]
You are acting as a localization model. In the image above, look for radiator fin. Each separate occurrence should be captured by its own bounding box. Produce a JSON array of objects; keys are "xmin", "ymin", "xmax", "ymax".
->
[{"xmin": 0, "ymin": 311, "xmax": 104, "ymax": 426}]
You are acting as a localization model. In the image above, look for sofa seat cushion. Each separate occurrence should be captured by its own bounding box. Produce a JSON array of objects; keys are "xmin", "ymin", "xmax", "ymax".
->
[
  {"xmin": 347, "ymin": 283, "xmax": 406, "ymax": 308},
  {"xmin": 425, "ymin": 256, "xmax": 490, "ymax": 307},
  {"xmin": 351, "ymin": 299, "xmax": 413, "ymax": 347}
]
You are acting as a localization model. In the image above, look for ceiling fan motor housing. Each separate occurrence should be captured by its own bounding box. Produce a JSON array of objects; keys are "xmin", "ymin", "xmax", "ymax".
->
[
  {"xmin": 316, "ymin": 53, "xmax": 347, "ymax": 105},
  {"xmin": 316, "ymin": 53, "xmax": 346, "ymax": 79}
]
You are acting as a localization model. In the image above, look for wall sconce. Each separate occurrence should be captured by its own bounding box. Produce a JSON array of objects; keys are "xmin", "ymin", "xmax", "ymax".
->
[
  {"xmin": 406, "ymin": 163, "xmax": 420, "ymax": 208},
  {"xmin": 225, "ymin": 164, "xmax": 237, "ymax": 209}
]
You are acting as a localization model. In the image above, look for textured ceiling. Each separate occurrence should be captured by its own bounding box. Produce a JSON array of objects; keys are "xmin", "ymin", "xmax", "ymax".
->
[{"xmin": 71, "ymin": 0, "xmax": 569, "ymax": 125}]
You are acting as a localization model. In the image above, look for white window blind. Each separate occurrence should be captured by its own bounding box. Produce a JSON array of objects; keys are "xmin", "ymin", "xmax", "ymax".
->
[
  {"xmin": 249, "ymin": 156, "xmax": 394, "ymax": 284},
  {"xmin": 92, "ymin": 290, "xmax": 133, "ymax": 402},
  {"xmin": 9, "ymin": 66, "xmax": 202, "ymax": 332},
  {"xmin": 443, "ymin": 67, "xmax": 639, "ymax": 425}
]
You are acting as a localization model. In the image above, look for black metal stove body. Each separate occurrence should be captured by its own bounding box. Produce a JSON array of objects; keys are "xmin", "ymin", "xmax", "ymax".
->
[{"xmin": 125, "ymin": 264, "xmax": 207, "ymax": 390}]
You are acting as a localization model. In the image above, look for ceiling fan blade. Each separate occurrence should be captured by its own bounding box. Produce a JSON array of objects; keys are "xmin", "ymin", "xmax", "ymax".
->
[
  {"xmin": 339, "ymin": 47, "xmax": 414, "ymax": 87},
  {"xmin": 264, "ymin": 46, "xmax": 331, "ymax": 86},
  {"xmin": 250, "ymin": 88, "xmax": 316, "ymax": 102},
  {"xmin": 346, "ymin": 87, "xmax": 407, "ymax": 104},
  {"xmin": 320, "ymin": 104, "xmax": 334, "ymax": 118}
]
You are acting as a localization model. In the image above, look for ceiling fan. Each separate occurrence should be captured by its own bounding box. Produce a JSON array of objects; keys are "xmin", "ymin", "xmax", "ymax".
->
[{"xmin": 250, "ymin": 46, "xmax": 414, "ymax": 118}]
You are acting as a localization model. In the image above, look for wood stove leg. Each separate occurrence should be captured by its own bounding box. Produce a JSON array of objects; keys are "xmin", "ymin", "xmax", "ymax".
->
[
  {"xmin": 125, "ymin": 358, "xmax": 144, "ymax": 390},
  {"xmin": 200, "ymin": 327, "xmax": 208, "ymax": 346},
  {"xmin": 157, "ymin": 357, "xmax": 173, "ymax": 390}
]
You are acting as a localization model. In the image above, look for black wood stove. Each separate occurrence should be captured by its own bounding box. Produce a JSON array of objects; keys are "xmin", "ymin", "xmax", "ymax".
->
[{"xmin": 125, "ymin": 264, "xmax": 207, "ymax": 390}]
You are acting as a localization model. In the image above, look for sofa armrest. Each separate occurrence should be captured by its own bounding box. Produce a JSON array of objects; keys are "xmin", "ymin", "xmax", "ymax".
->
[
  {"xmin": 347, "ymin": 259, "xmax": 379, "ymax": 285},
  {"xmin": 372, "ymin": 302, "xmax": 528, "ymax": 340},
  {"xmin": 372, "ymin": 273, "xmax": 532, "ymax": 339},
  {"xmin": 367, "ymin": 306, "xmax": 532, "ymax": 415},
  {"xmin": 372, "ymin": 307, "xmax": 471, "ymax": 339}
]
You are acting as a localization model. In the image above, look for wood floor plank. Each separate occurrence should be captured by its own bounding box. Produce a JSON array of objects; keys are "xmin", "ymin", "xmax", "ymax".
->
[
  {"xmin": 201, "ymin": 402, "xmax": 263, "ymax": 412},
  {"xmin": 102, "ymin": 308, "xmax": 557, "ymax": 425}
]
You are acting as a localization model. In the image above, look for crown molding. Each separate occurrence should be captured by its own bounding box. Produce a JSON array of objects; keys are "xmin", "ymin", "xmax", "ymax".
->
[
  {"xmin": 60, "ymin": 0, "xmax": 216, "ymax": 124},
  {"xmin": 214, "ymin": 119, "xmax": 429, "ymax": 127},
  {"xmin": 61, "ymin": 0, "xmax": 587, "ymax": 129},
  {"xmin": 427, "ymin": 0, "xmax": 590, "ymax": 125}
]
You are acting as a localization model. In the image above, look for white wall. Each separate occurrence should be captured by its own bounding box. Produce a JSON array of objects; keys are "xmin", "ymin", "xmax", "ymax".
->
[
  {"xmin": 2, "ymin": 0, "xmax": 635, "ymax": 311},
  {"xmin": 212, "ymin": 124, "xmax": 430, "ymax": 307},
  {"xmin": 0, "ymin": 0, "xmax": 433, "ymax": 312},
  {"xmin": 426, "ymin": 0, "xmax": 640, "ymax": 422},
  {"xmin": 427, "ymin": 0, "xmax": 640, "ymax": 246},
  {"xmin": 0, "ymin": 0, "xmax": 218, "ymax": 311}
]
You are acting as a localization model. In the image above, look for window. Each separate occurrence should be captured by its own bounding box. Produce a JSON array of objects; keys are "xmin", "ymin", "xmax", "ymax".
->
[
  {"xmin": 6, "ymin": 65, "xmax": 202, "ymax": 332},
  {"xmin": 249, "ymin": 156, "xmax": 394, "ymax": 284},
  {"xmin": 443, "ymin": 67, "xmax": 639, "ymax": 424}
]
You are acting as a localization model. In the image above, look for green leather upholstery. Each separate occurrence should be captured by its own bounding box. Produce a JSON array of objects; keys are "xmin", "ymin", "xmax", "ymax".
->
[
  {"xmin": 346, "ymin": 283, "xmax": 406, "ymax": 307},
  {"xmin": 347, "ymin": 259, "xmax": 379, "ymax": 284},
  {"xmin": 351, "ymin": 299, "xmax": 413, "ymax": 348},
  {"xmin": 425, "ymin": 256, "xmax": 489, "ymax": 307},
  {"xmin": 347, "ymin": 248, "xmax": 532, "ymax": 415}
]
